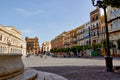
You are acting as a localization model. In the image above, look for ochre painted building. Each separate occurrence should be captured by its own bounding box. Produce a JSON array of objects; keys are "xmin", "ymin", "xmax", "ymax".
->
[
  {"xmin": 90, "ymin": 8, "xmax": 101, "ymax": 45},
  {"xmin": 25, "ymin": 37, "xmax": 40, "ymax": 55},
  {"xmin": 51, "ymin": 32, "xmax": 67, "ymax": 49}
]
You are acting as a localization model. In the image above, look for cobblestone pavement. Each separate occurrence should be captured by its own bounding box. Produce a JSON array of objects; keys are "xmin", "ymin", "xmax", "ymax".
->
[
  {"xmin": 22, "ymin": 56, "xmax": 120, "ymax": 80},
  {"xmin": 22, "ymin": 56, "xmax": 120, "ymax": 67},
  {"xmin": 33, "ymin": 66, "xmax": 120, "ymax": 80}
]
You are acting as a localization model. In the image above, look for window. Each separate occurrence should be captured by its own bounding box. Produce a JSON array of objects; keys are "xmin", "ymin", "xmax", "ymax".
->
[
  {"xmin": 96, "ymin": 15, "xmax": 98, "ymax": 20},
  {"xmin": 92, "ymin": 31, "xmax": 96, "ymax": 36},
  {"xmin": 102, "ymin": 27, "xmax": 104, "ymax": 33},
  {"xmin": 96, "ymin": 23, "xmax": 99, "ymax": 28},
  {"xmin": 103, "ymin": 27, "xmax": 105, "ymax": 32},
  {"xmin": 88, "ymin": 26, "xmax": 90, "ymax": 30},
  {"xmin": 0, "ymin": 34, "xmax": 2, "ymax": 41},
  {"xmin": 93, "ymin": 24, "xmax": 95, "ymax": 29},
  {"xmin": 97, "ymin": 30, "xmax": 99, "ymax": 36}
]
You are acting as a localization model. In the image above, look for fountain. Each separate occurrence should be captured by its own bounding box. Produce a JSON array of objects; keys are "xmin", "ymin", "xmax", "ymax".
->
[{"xmin": 0, "ymin": 53, "xmax": 67, "ymax": 80}]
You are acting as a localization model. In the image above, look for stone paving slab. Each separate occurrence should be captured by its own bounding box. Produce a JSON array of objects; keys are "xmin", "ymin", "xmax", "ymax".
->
[
  {"xmin": 22, "ymin": 56, "xmax": 120, "ymax": 68},
  {"xmin": 8, "ymin": 67, "xmax": 67, "ymax": 80},
  {"xmin": 36, "ymin": 71, "xmax": 68, "ymax": 80},
  {"xmin": 33, "ymin": 66, "xmax": 120, "ymax": 80}
]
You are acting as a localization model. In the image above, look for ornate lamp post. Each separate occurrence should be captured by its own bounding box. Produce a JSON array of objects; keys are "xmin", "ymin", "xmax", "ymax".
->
[{"xmin": 91, "ymin": 0, "xmax": 113, "ymax": 72}]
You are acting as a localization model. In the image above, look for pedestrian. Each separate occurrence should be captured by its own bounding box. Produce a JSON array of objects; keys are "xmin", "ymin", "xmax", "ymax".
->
[
  {"xmin": 40, "ymin": 54, "xmax": 43, "ymax": 58},
  {"xmin": 44, "ymin": 54, "xmax": 47, "ymax": 59}
]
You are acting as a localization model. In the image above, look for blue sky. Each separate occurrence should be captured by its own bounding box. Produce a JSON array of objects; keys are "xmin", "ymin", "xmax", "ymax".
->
[{"xmin": 0, "ymin": 0, "xmax": 95, "ymax": 46}]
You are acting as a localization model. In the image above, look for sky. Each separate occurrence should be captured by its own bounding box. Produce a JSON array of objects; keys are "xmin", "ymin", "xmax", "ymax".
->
[{"xmin": 0, "ymin": 0, "xmax": 95, "ymax": 46}]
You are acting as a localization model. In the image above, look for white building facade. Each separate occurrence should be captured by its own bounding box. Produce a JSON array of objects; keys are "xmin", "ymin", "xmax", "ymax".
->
[
  {"xmin": 77, "ymin": 25, "xmax": 85, "ymax": 46},
  {"xmin": 42, "ymin": 41, "xmax": 51, "ymax": 53},
  {"xmin": 0, "ymin": 25, "xmax": 26, "ymax": 55},
  {"xmin": 84, "ymin": 22, "xmax": 91, "ymax": 45},
  {"xmin": 107, "ymin": 7, "xmax": 120, "ymax": 55}
]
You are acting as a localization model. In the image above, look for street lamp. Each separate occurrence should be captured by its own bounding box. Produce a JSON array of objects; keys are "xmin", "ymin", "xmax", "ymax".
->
[{"xmin": 91, "ymin": 0, "xmax": 113, "ymax": 72}]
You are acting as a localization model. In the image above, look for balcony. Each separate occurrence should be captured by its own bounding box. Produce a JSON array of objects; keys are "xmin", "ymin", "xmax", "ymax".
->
[
  {"xmin": 84, "ymin": 35, "xmax": 90, "ymax": 39},
  {"xmin": 77, "ymin": 38, "xmax": 84, "ymax": 41},
  {"xmin": 64, "ymin": 42, "xmax": 70, "ymax": 46},
  {"xmin": 109, "ymin": 27, "xmax": 120, "ymax": 33},
  {"xmin": 73, "ymin": 35, "xmax": 77, "ymax": 38},
  {"xmin": 77, "ymin": 30, "xmax": 85, "ymax": 35},
  {"xmin": 72, "ymin": 38, "xmax": 77, "ymax": 43},
  {"xmin": 109, "ymin": 35, "xmax": 120, "ymax": 41},
  {"xmin": 91, "ymin": 26, "xmax": 99, "ymax": 30},
  {"xmin": 72, "ymin": 40, "xmax": 77, "ymax": 44}
]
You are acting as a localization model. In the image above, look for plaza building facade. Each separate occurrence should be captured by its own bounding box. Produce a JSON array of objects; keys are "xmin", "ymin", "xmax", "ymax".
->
[
  {"xmin": 25, "ymin": 37, "xmax": 40, "ymax": 55},
  {"xmin": 107, "ymin": 6, "xmax": 120, "ymax": 56},
  {"xmin": 64, "ymin": 31, "xmax": 70, "ymax": 48},
  {"xmin": 51, "ymin": 32, "xmax": 67, "ymax": 56},
  {"xmin": 51, "ymin": 32, "xmax": 67, "ymax": 49},
  {"xmin": 84, "ymin": 22, "xmax": 91, "ymax": 45},
  {"xmin": 50, "ymin": 7, "xmax": 120, "ymax": 57},
  {"xmin": 90, "ymin": 8, "xmax": 101, "ymax": 45},
  {"xmin": 70, "ymin": 28, "xmax": 77, "ymax": 47},
  {"xmin": 77, "ymin": 25, "xmax": 85, "ymax": 46},
  {"xmin": 100, "ymin": 16, "xmax": 106, "ymax": 41},
  {"xmin": 68, "ymin": 30, "xmax": 75, "ymax": 47},
  {"xmin": 42, "ymin": 41, "xmax": 51, "ymax": 53},
  {"xmin": 99, "ymin": 15, "xmax": 106, "ymax": 56},
  {"xmin": 0, "ymin": 25, "xmax": 26, "ymax": 55}
]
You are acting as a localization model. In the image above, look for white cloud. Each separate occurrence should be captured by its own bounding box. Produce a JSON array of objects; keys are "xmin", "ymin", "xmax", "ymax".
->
[{"xmin": 14, "ymin": 8, "xmax": 43, "ymax": 16}]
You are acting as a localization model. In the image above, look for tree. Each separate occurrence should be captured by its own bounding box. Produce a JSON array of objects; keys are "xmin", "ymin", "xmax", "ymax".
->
[
  {"xmin": 70, "ymin": 46, "xmax": 82, "ymax": 56},
  {"xmin": 75, "ymin": 46, "xmax": 83, "ymax": 52},
  {"xmin": 83, "ymin": 45, "xmax": 91, "ymax": 50},
  {"xmin": 103, "ymin": 0, "xmax": 120, "ymax": 8},
  {"xmin": 101, "ymin": 39, "xmax": 116, "ymax": 55},
  {"xmin": 92, "ymin": 43, "xmax": 102, "ymax": 51},
  {"xmin": 101, "ymin": 39, "xmax": 114, "ymax": 49},
  {"xmin": 50, "ymin": 48, "xmax": 58, "ymax": 53},
  {"xmin": 71, "ymin": 46, "xmax": 77, "ymax": 55}
]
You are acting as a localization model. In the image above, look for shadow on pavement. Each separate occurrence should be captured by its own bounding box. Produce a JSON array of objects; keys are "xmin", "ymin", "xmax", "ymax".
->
[{"xmin": 32, "ymin": 66, "xmax": 120, "ymax": 80}]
